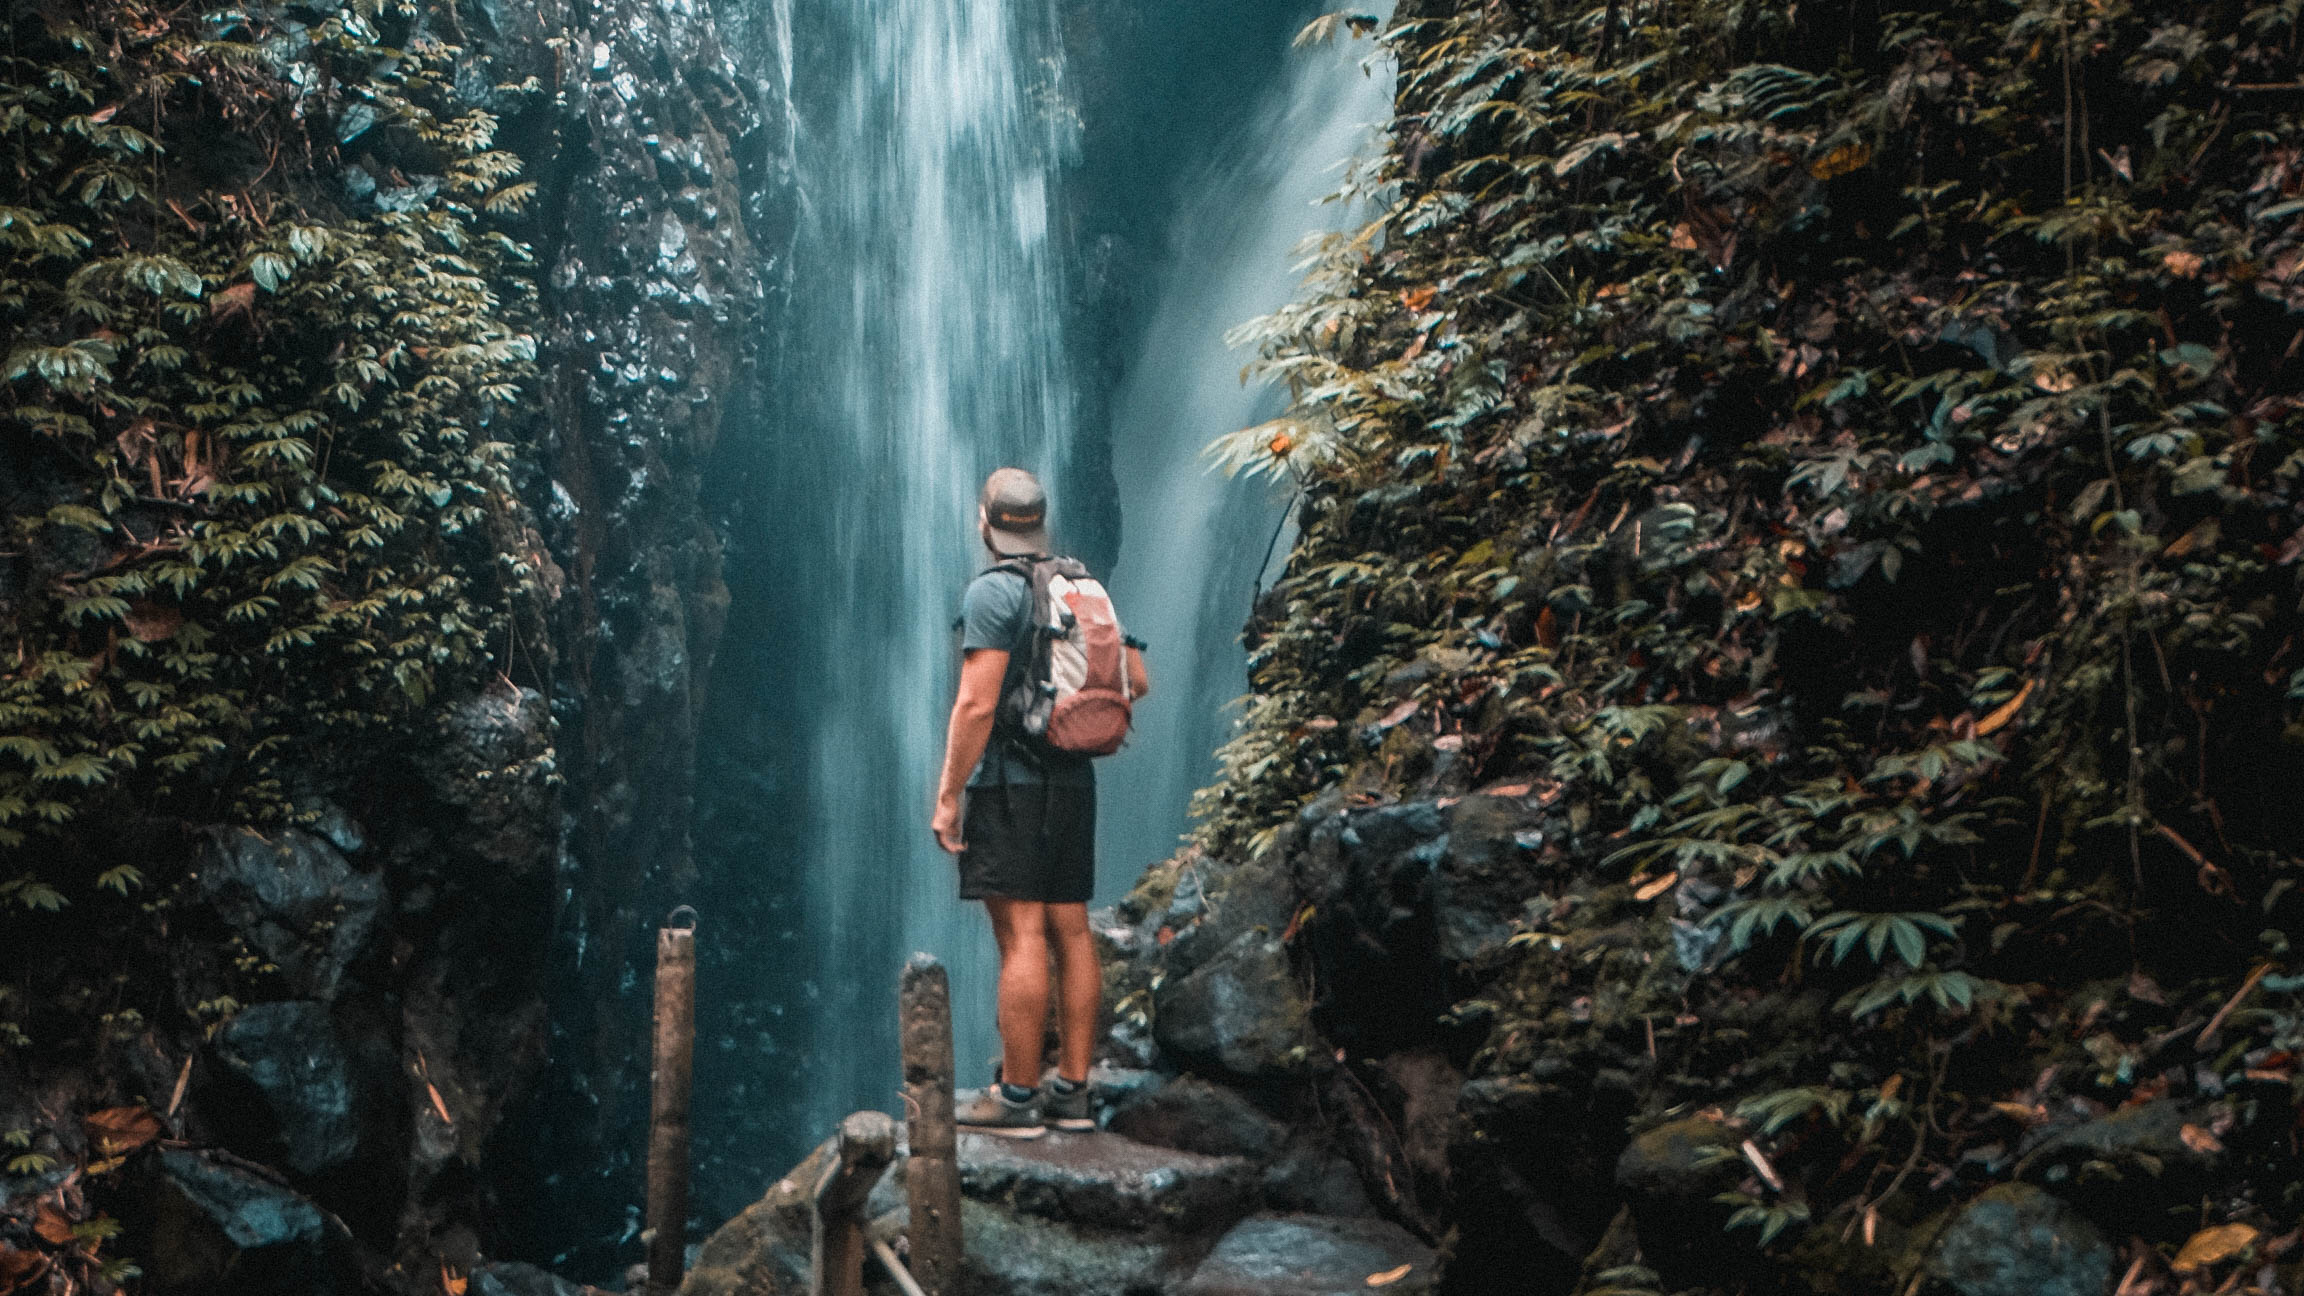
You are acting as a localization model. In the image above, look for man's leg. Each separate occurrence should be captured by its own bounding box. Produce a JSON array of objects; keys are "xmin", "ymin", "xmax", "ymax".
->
[
  {"xmin": 1046, "ymin": 901, "xmax": 1098, "ymax": 1084},
  {"xmin": 986, "ymin": 896, "xmax": 1051, "ymax": 1087}
]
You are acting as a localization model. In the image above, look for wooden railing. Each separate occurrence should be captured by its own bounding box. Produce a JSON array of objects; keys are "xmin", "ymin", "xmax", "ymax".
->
[{"xmin": 647, "ymin": 918, "xmax": 961, "ymax": 1296}]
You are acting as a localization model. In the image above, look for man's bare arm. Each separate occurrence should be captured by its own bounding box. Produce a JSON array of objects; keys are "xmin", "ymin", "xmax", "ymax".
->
[{"xmin": 933, "ymin": 648, "xmax": 1009, "ymax": 853}]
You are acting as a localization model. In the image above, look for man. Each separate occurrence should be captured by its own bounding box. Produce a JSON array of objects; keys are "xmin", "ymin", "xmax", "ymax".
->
[{"xmin": 931, "ymin": 467, "xmax": 1148, "ymax": 1138}]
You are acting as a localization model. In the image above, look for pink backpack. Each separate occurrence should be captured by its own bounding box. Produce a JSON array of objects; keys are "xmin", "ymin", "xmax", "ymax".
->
[{"xmin": 991, "ymin": 557, "xmax": 1135, "ymax": 756}]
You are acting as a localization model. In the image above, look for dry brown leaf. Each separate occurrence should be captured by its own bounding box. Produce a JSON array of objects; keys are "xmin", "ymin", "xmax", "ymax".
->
[
  {"xmin": 1366, "ymin": 1265, "xmax": 1413, "ymax": 1288},
  {"xmin": 209, "ymin": 281, "xmax": 257, "ymax": 320},
  {"xmin": 1669, "ymin": 222, "xmax": 1699, "ymax": 250},
  {"xmin": 1376, "ymin": 700, "xmax": 1420, "ymax": 730},
  {"xmin": 32, "ymin": 1203, "xmax": 72, "ymax": 1247},
  {"xmin": 168, "ymin": 1054, "xmax": 194, "ymax": 1120},
  {"xmin": 1990, "ymin": 1100, "xmax": 2044, "ymax": 1123},
  {"xmin": 1399, "ymin": 286, "xmax": 1436, "ymax": 313},
  {"xmin": 425, "ymin": 1082, "xmax": 454, "ymax": 1127},
  {"xmin": 1974, "ymin": 679, "xmax": 2035, "ymax": 737},
  {"xmin": 0, "ymin": 1243, "xmax": 49, "ymax": 1294},
  {"xmin": 1809, "ymin": 141, "xmax": 1872, "ymax": 179},
  {"xmin": 1862, "ymin": 1205, "xmax": 1879, "ymax": 1247},
  {"xmin": 2172, "ymin": 1223, "xmax": 2258, "ymax": 1273},
  {"xmin": 85, "ymin": 1105, "xmax": 163, "ymax": 1158},
  {"xmin": 2163, "ymin": 249, "xmax": 2205, "ymax": 278},
  {"xmin": 2179, "ymin": 1123, "xmax": 2224, "ymax": 1155},
  {"xmin": 442, "ymin": 1261, "xmax": 469, "ymax": 1296},
  {"xmin": 1740, "ymin": 1139, "xmax": 1784, "ymax": 1192},
  {"xmin": 1484, "ymin": 783, "xmax": 1531, "ymax": 798},
  {"xmin": 1633, "ymin": 872, "xmax": 1679, "ymax": 902}
]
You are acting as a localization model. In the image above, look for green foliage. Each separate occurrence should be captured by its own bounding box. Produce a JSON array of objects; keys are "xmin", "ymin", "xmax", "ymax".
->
[
  {"xmin": 1197, "ymin": 0, "xmax": 2304, "ymax": 1267},
  {"xmin": 0, "ymin": 0, "xmax": 543, "ymax": 885}
]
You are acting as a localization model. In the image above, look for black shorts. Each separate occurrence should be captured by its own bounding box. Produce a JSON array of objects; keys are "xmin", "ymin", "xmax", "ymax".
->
[{"xmin": 958, "ymin": 782, "xmax": 1095, "ymax": 903}]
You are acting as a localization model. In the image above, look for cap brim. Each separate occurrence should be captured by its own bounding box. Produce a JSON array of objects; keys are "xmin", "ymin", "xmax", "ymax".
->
[{"xmin": 987, "ymin": 526, "xmax": 1050, "ymax": 557}]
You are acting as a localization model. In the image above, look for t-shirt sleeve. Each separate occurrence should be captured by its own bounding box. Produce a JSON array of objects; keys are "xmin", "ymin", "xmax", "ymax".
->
[{"xmin": 960, "ymin": 571, "xmax": 1028, "ymax": 655}]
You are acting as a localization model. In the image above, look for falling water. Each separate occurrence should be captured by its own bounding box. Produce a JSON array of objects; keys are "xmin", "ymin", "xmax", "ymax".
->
[
  {"xmin": 693, "ymin": 1, "xmax": 1392, "ymax": 1201},
  {"xmin": 756, "ymin": 0, "xmax": 1080, "ymax": 1141},
  {"xmin": 1097, "ymin": 26, "xmax": 1396, "ymax": 888}
]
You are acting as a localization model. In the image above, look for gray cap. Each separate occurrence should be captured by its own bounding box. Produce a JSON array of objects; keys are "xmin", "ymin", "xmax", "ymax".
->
[{"xmin": 980, "ymin": 467, "xmax": 1050, "ymax": 557}]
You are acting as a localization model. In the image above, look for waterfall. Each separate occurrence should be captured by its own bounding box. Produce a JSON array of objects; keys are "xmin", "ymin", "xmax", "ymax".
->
[
  {"xmin": 691, "ymin": 1, "xmax": 1392, "ymax": 1207},
  {"xmin": 1096, "ymin": 26, "xmax": 1396, "ymax": 890},
  {"xmin": 737, "ymin": 0, "xmax": 1080, "ymax": 1146}
]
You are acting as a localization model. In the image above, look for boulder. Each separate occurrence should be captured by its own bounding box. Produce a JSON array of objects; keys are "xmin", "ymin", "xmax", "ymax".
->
[
  {"xmin": 1928, "ymin": 1184, "xmax": 2115, "ymax": 1296},
  {"xmin": 208, "ymin": 1001, "xmax": 364, "ymax": 1177},
  {"xmin": 952, "ymin": 1202, "xmax": 1193, "ymax": 1296},
  {"xmin": 419, "ymin": 684, "xmax": 555, "ymax": 872},
  {"xmin": 1105, "ymin": 1075, "xmax": 1289, "ymax": 1162},
  {"xmin": 197, "ymin": 828, "xmax": 382, "ymax": 1000},
  {"xmin": 1435, "ymin": 795, "xmax": 1543, "ymax": 963},
  {"xmin": 1261, "ymin": 1138, "xmax": 1375, "ymax": 1218},
  {"xmin": 127, "ymin": 1148, "xmax": 332, "ymax": 1295},
  {"xmin": 2022, "ymin": 1098, "xmax": 2225, "ymax": 1229},
  {"xmin": 680, "ymin": 1137, "xmax": 829, "ymax": 1296},
  {"xmin": 1179, "ymin": 1213, "xmax": 1437, "ymax": 1296},
  {"xmin": 1615, "ymin": 1116, "xmax": 1746, "ymax": 1281},
  {"xmin": 1153, "ymin": 931, "xmax": 1320, "ymax": 1083}
]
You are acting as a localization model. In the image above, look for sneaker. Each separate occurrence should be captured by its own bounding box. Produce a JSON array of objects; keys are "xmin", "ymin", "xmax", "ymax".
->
[
  {"xmin": 1042, "ymin": 1081, "xmax": 1094, "ymax": 1132},
  {"xmin": 954, "ymin": 1087, "xmax": 1044, "ymax": 1139}
]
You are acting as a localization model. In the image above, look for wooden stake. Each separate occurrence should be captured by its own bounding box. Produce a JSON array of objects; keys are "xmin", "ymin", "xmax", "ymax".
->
[
  {"xmin": 646, "ymin": 909, "xmax": 699, "ymax": 1296},
  {"xmin": 811, "ymin": 1111, "xmax": 896, "ymax": 1296},
  {"xmin": 899, "ymin": 954, "xmax": 961, "ymax": 1295}
]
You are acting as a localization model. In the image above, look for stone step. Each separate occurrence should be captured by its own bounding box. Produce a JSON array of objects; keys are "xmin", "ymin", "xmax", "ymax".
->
[
  {"xmin": 957, "ymin": 1128, "xmax": 1258, "ymax": 1235},
  {"xmin": 1179, "ymin": 1213, "xmax": 1438, "ymax": 1296}
]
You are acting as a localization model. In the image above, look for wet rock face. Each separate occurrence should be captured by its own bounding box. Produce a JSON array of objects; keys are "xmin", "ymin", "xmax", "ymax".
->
[
  {"xmin": 1105, "ymin": 1075, "xmax": 1289, "ymax": 1161},
  {"xmin": 1290, "ymin": 794, "xmax": 1540, "ymax": 1059},
  {"xmin": 1152, "ymin": 932, "xmax": 1320, "ymax": 1083},
  {"xmin": 468, "ymin": 0, "xmax": 786, "ymax": 1261},
  {"xmin": 197, "ymin": 828, "xmax": 383, "ymax": 1002},
  {"xmin": 120, "ymin": 1148, "xmax": 339, "ymax": 1296},
  {"xmin": 1928, "ymin": 1184, "xmax": 2115, "ymax": 1296},
  {"xmin": 207, "ymin": 1002, "xmax": 367, "ymax": 1178}
]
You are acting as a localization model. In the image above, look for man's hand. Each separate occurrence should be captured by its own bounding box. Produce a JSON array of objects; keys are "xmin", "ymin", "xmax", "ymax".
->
[{"xmin": 932, "ymin": 791, "xmax": 965, "ymax": 855}]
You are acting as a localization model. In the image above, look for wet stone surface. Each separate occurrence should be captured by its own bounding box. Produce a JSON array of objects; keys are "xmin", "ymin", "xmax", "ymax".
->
[
  {"xmin": 1928, "ymin": 1183, "xmax": 2115, "ymax": 1296},
  {"xmin": 1178, "ymin": 1212, "xmax": 1437, "ymax": 1296},
  {"xmin": 958, "ymin": 1128, "xmax": 1259, "ymax": 1235}
]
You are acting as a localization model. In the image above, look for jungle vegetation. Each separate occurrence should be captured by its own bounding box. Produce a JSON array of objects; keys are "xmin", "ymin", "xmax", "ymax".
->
[
  {"xmin": 1207, "ymin": 0, "xmax": 2304, "ymax": 1287},
  {"xmin": 0, "ymin": 0, "xmax": 546, "ymax": 1282}
]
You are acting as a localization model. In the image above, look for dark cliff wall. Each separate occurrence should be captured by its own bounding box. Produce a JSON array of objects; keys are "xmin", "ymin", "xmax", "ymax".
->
[
  {"xmin": 0, "ymin": 0, "xmax": 777, "ymax": 1287},
  {"xmin": 475, "ymin": 0, "xmax": 784, "ymax": 1276}
]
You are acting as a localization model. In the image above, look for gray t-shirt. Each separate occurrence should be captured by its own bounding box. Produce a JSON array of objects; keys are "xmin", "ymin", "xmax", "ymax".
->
[{"xmin": 959, "ymin": 567, "xmax": 1093, "ymax": 789}]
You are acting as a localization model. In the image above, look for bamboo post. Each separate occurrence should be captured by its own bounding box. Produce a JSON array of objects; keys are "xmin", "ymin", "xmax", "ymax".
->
[
  {"xmin": 898, "ymin": 954, "xmax": 961, "ymax": 1295},
  {"xmin": 809, "ymin": 1111, "xmax": 897, "ymax": 1296},
  {"xmin": 646, "ymin": 907, "xmax": 699, "ymax": 1296}
]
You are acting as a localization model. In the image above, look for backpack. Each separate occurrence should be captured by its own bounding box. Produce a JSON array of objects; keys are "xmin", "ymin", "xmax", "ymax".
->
[{"xmin": 987, "ymin": 556, "xmax": 1135, "ymax": 757}]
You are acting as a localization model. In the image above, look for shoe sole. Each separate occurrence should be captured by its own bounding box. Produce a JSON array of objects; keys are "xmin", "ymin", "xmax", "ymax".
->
[{"xmin": 962, "ymin": 1123, "xmax": 1047, "ymax": 1140}]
